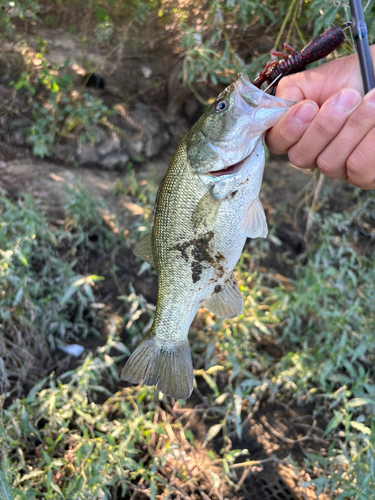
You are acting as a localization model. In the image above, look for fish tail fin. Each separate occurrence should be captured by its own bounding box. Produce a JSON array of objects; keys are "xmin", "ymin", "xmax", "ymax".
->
[{"xmin": 121, "ymin": 330, "xmax": 194, "ymax": 399}]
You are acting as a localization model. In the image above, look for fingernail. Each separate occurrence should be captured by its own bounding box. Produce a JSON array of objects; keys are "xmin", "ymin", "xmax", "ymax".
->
[
  {"xmin": 334, "ymin": 89, "xmax": 361, "ymax": 112},
  {"xmin": 294, "ymin": 102, "xmax": 318, "ymax": 126}
]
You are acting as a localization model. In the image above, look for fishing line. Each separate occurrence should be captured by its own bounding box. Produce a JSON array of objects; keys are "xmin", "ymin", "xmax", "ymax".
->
[
  {"xmin": 344, "ymin": 4, "xmax": 357, "ymax": 52},
  {"xmin": 262, "ymin": 73, "xmax": 282, "ymax": 94},
  {"xmin": 344, "ymin": 2, "xmax": 364, "ymax": 92}
]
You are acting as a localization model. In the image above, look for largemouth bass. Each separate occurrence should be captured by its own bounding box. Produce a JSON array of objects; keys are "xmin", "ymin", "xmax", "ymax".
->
[{"xmin": 122, "ymin": 74, "xmax": 293, "ymax": 399}]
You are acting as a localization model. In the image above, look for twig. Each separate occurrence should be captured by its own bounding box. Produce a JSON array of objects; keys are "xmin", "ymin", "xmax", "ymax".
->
[
  {"xmin": 127, "ymin": 478, "xmax": 148, "ymax": 500},
  {"xmin": 179, "ymin": 445, "xmax": 221, "ymax": 500},
  {"xmin": 293, "ymin": 422, "xmax": 325, "ymax": 435},
  {"xmin": 228, "ymin": 383, "xmax": 268, "ymax": 439},
  {"xmin": 157, "ymin": 469, "xmax": 192, "ymax": 500},
  {"xmin": 260, "ymin": 416, "xmax": 329, "ymax": 445},
  {"xmin": 304, "ymin": 172, "xmax": 325, "ymax": 242},
  {"xmin": 293, "ymin": 178, "xmax": 316, "ymax": 230},
  {"xmin": 185, "ymin": 80, "xmax": 209, "ymax": 106},
  {"xmin": 236, "ymin": 466, "xmax": 250, "ymax": 490},
  {"xmin": 163, "ymin": 402, "xmax": 179, "ymax": 419},
  {"xmin": 0, "ymin": 89, "xmax": 16, "ymax": 116},
  {"xmin": 274, "ymin": 0, "xmax": 298, "ymax": 49},
  {"xmin": 230, "ymin": 456, "xmax": 284, "ymax": 469}
]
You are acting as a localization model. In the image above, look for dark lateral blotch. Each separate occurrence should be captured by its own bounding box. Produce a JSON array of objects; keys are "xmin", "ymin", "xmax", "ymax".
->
[{"xmin": 191, "ymin": 261, "xmax": 203, "ymax": 283}]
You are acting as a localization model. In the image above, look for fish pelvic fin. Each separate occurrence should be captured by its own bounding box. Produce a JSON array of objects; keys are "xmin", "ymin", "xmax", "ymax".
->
[
  {"xmin": 133, "ymin": 233, "xmax": 155, "ymax": 267},
  {"xmin": 121, "ymin": 331, "xmax": 194, "ymax": 399},
  {"xmin": 204, "ymin": 272, "xmax": 244, "ymax": 319},
  {"xmin": 243, "ymin": 198, "xmax": 268, "ymax": 239},
  {"xmin": 191, "ymin": 187, "xmax": 221, "ymax": 232}
]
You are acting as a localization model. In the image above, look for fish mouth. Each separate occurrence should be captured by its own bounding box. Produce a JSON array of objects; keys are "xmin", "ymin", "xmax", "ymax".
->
[{"xmin": 208, "ymin": 155, "xmax": 249, "ymax": 177}]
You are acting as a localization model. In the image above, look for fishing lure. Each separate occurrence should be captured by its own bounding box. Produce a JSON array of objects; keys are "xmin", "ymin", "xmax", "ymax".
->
[{"xmin": 253, "ymin": 25, "xmax": 349, "ymax": 94}]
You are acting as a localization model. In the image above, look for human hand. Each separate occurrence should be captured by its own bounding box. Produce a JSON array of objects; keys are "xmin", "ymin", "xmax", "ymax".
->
[{"xmin": 266, "ymin": 46, "xmax": 375, "ymax": 189}]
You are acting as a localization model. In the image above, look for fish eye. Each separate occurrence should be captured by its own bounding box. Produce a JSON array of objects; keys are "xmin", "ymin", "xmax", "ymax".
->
[{"xmin": 215, "ymin": 99, "xmax": 228, "ymax": 112}]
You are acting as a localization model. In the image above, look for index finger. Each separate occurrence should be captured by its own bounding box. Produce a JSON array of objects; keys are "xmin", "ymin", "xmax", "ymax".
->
[
  {"xmin": 266, "ymin": 100, "xmax": 319, "ymax": 155},
  {"xmin": 274, "ymin": 52, "xmax": 365, "ymax": 105}
]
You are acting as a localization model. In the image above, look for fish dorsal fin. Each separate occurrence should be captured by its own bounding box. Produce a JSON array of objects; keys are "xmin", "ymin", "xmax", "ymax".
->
[
  {"xmin": 243, "ymin": 198, "xmax": 268, "ymax": 238},
  {"xmin": 133, "ymin": 233, "xmax": 155, "ymax": 267},
  {"xmin": 204, "ymin": 273, "xmax": 244, "ymax": 319},
  {"xmin": 192, "ymin": 187, "xmax": 221, "ymax": 232}
]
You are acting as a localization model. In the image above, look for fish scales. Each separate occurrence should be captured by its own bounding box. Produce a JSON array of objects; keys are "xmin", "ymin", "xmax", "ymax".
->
[{"xmin": 122, "ymin": 74, "xmax": 294, "ymax": 399}]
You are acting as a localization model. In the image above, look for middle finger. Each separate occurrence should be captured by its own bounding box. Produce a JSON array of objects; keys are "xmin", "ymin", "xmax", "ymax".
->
[{"xmin": 287, "ymin": 89, "xmax": 362, "ymax": 170}]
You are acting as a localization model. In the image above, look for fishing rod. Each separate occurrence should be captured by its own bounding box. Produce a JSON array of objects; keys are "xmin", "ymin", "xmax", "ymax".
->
[{"xmin": 349, "ymin": 0, "xmax": 375, "ymax": 94}]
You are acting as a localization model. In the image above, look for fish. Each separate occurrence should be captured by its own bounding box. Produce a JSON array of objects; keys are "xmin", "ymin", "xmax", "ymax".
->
[{"xmin": 121, "ymin": 73, "xmax": 294, "ymax": 399}]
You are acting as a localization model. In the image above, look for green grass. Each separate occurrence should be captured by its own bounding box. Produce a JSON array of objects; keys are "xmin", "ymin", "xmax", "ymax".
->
[
  {"xmin": 1, "ymin": 182, "xmax": 375, "ymax": 498},
  {"xmin": 0, "ymin": 185, "xmax": 124, "ymax": 396}
]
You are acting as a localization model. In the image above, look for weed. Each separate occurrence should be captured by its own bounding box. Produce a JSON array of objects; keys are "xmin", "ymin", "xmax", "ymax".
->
[
  {"xmin": 0, "ymin": 0, "xmax": 39, "ymax": 39},
  {"xmin": 0, "ymin": 185, "xmax": 118, "ymax": 396},
  {"xmin": 12, "ymin": 53, "xmax": 112, "ymax": 158},
  {"xmin": 0, "ymin": 327, "xmax": 231, "ymax": 500}
]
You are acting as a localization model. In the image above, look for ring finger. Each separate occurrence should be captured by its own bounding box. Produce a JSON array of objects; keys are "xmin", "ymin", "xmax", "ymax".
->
[{"xmin": 316, "ymin": 88, "xmax": 375, "ymax": 180}]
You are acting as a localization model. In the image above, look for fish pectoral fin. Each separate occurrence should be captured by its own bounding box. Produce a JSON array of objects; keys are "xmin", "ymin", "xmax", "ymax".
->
[
  {"xmin": 133, "ymin": 233, "xmax": 155, "ymax": 267},
  {"xmin": 204, "ymin": 273, "xmax": 244, "ymax": 319},
  {"xmin": 192, "ymin": 187, "xmax": 221, "ymax": 231},
  {"xmin": 121, "ymin": 332, "xmax": 194, "ymax": 399},
  {"xmin": 243, "ymin": 198, "xmax": 268, "ymax": 238}
]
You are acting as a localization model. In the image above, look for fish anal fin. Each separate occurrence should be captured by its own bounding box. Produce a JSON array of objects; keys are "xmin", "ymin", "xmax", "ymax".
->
[
  {"xmin": 243, "ymin": 198, "xmax": 268, "ymax": 238},
  {"xmin": 121, "ymin": 333, "xmax": 193, "ymax": 399},
  {"xmin": 204, "ymin": 273, "xmax": 244, "ymax": 319},
  {"xmin": 133, "ymin": 233, "xmax": 155, "ymax": 267},
  {"xmin": 192, "ymin": 187, "xmax": 221, "ymax": 231}
]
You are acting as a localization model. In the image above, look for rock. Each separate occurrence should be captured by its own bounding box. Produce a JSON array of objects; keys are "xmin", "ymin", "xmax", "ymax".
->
[
  {"xmin": 108, "ymin": 102, "xmax": 170, "ymax": 159},
  {"xmin": 9, "ymin": 115, "xmax": 30, "ymax": 146},
  {"xmin": 117, "ymin": 153, "xmax": 130, "ymax": 168},
  {"xmin": 100, "ymin": 152, "xmax": 129, "ymax": 170},
  {"xmin": 97, "ymin": 137, "xmax": 120, "ymax": 156},
  {"xmin": 80, "ymin": 143, "xmax": 98, "ymax": 165},
  {"xmin": 89, "ymin": 125, "xmax": 108, "ymax": 143},
  {"xmin": 55, "ymin": 143, "xmax": 79, "ymax": 163},
  {"xmin": 128, "ymin": 137, "xmax": 144, "ymax": 156},
  {"xmin": 11, "ymin": 129, "xmax": 27, "ymax": 146},
  {"xmin": 183, "ymin": 95, "xmax": 202, "ymax": 124},
  {"xmin": 130, "ymin": 103, "xmax": 170, "ymax": 158},
  {"xmin": 141, "ymin": 66, "xmax": 152, "ymax": 78},
  {"xmin": 11, "ymin": 117, "xmax": 30, "ymax": 128}
]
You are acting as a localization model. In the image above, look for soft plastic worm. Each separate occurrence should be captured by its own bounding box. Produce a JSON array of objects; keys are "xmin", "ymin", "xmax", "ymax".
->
[{"xmin": 253, "ymin": 25, "xmax": 347, "ymax": 94}]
